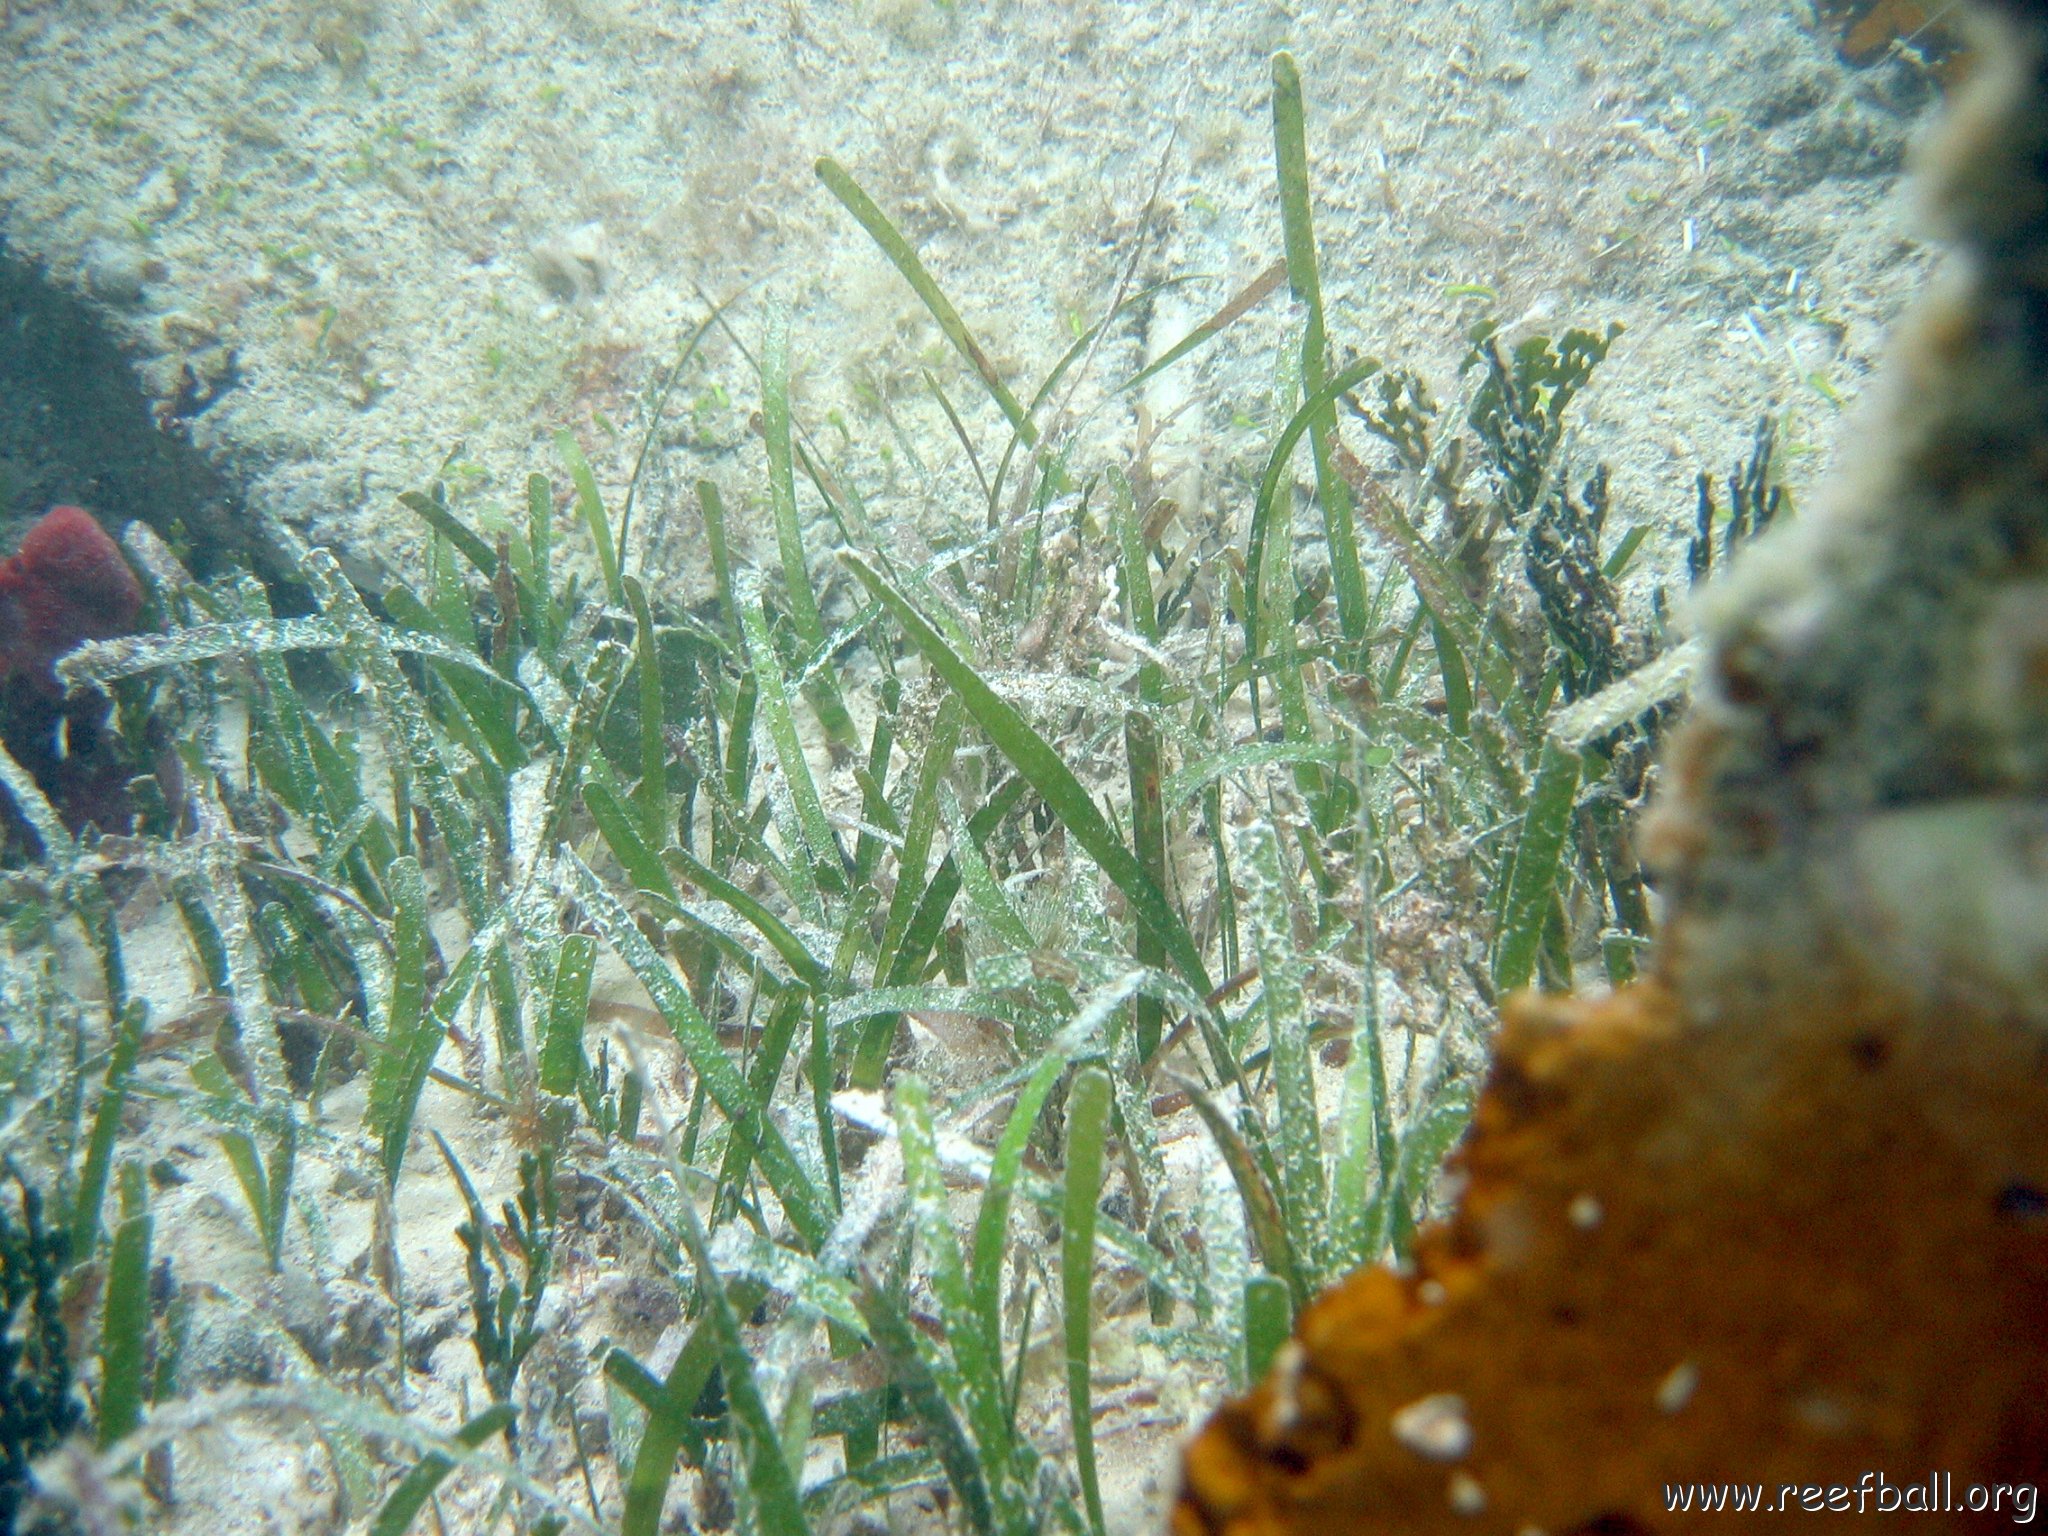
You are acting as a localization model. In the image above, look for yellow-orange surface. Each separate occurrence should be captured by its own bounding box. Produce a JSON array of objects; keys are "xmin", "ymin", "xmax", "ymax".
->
[
  {"xmin": 1174, "ymin": 985, "xmax": 2048, "ymax": 1534},
  {"xmin": 1817, "ymin": 0, "xmax": 1969, "ymax": 74}
]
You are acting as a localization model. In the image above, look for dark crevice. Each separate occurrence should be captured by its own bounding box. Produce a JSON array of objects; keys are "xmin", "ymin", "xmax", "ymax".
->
[{"xmin": 0, "ymin": 242, "xmax": 293, "ymax": 590}]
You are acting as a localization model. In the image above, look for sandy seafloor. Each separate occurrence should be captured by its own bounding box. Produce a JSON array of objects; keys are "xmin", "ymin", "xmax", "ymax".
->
[{"xmin": 0, "ymin": 0, "xmax": 1941, "ymax": 1532}]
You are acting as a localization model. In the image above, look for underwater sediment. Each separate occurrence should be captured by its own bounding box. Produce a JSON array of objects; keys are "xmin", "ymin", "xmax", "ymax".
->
[{"xmin": 1174, "ymin": 0, "xmax": 2048, "ymax": 1529}]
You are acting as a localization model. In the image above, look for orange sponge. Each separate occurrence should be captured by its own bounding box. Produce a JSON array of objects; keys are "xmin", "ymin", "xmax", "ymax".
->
[{"xmin": 1175, "ymin": 986, "xmax": 2048, "ymax": 1534}]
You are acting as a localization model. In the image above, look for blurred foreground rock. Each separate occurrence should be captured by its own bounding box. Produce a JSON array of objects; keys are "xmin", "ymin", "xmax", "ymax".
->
[{"xmin": 1176, "ymin": 1, "xmax": 2048, "ymax": 1529}]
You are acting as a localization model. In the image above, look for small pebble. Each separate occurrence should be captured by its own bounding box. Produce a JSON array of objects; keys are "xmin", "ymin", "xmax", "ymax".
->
[
  {"xmin": 134, "ymin": 166, "xmax": 179, "ymax": 220},
  {"xmin": 1391, "ymin": 1392, "xmax": 1473, "ymax": 1462},
  {"xmin": 1568, "ymin": 1192, "xmax": 1603, "ymax": 1229},
  {"xmin": 83, "ymin": 239, "xmax": 156, "ymax": 306},
  {"xmin": 1656, "ymin": 1359, "xmax": 1700, "ymax": 1414},
  {"xmin": 1448, "ymin": 1471, "xmax": 1487, "ymax": 1516}
]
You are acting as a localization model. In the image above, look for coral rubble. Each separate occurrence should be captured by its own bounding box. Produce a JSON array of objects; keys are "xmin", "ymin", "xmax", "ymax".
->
[{"xmin": 1175, "ymin": 0, "xmax": 2048, "ymax": 1529}]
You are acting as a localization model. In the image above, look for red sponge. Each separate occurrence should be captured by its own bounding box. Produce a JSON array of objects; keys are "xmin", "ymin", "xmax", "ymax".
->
[{"xmin": 0, "ymin": 505, "xmax": 144, "ymax": 694}]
